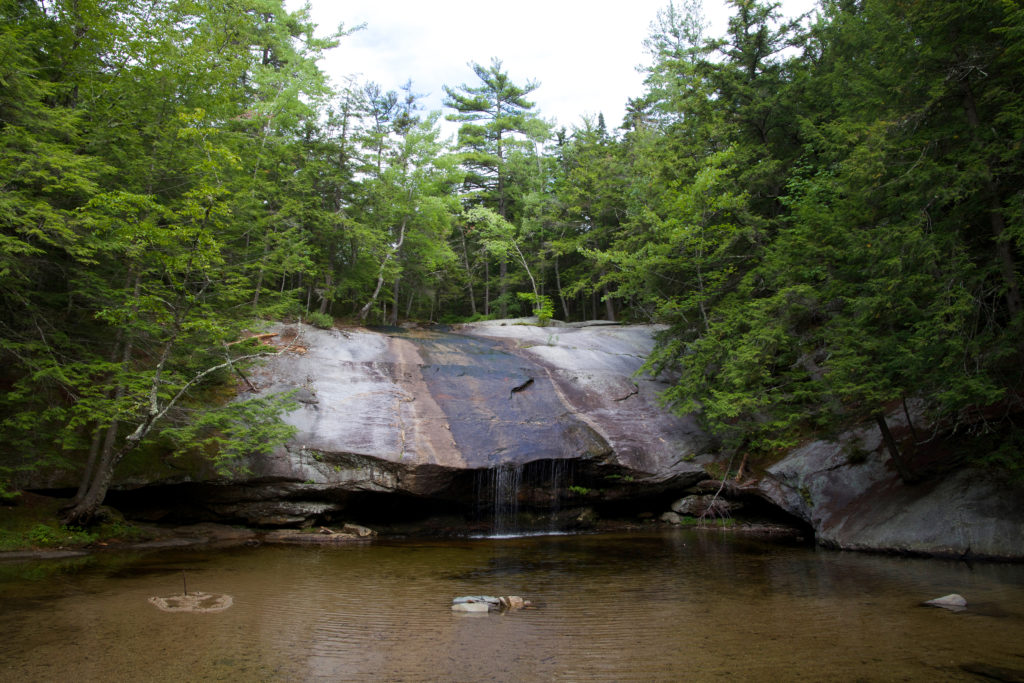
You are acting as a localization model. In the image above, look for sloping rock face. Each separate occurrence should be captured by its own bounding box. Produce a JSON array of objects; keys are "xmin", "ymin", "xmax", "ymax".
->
[
  {"xmin": 155, "ymin": 320, "xmax": 711, "ymax": 526},
  {"xmin": 757, "ymin": 416, "xmax": 1024, "ymax": 560}
]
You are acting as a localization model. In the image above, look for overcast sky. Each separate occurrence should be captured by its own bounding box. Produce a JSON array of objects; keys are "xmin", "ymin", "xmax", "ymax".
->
[{"xmin": 286, "ymin": 0, "xmax": 819, "ymax": 133}]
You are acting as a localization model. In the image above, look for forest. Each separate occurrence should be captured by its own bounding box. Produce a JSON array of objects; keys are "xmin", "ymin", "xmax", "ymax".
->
[{"xmin": 2, "ymin": 0, "xmax": 1023, "ymax": 523}]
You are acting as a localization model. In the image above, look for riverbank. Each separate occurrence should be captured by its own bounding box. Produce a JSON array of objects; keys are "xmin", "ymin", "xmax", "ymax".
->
[{"xmin": 1, "ymin": 490, "xmax": 807, "ymax": 562}]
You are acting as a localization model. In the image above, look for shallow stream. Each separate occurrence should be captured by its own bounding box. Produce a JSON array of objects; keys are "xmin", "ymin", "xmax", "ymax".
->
[{"xmin": 2, "ymin": 530, "xmax": 1022, "ymax": 681}]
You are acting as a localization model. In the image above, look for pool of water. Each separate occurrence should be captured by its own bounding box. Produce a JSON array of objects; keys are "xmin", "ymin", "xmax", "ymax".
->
[{"xmin": 1, "ymin": 530, "xmax": 1022, "ymax": 681}]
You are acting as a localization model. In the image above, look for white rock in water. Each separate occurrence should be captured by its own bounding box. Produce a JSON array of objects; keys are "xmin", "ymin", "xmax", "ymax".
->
[
  {"xmin": 451, "ymin": 602, "xmax": 490, "ymax": 613},
  {"xmin": 924, "ymin": 594, "xmax": 967, "ymax": 611},
  {"xmin": 453, "ymin": 595, "xmax": 500, "ymax": 606}
]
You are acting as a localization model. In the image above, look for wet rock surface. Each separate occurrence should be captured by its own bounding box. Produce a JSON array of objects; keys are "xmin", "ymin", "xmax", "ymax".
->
[
  {"xmin": 100, "ymin": 320, "xmax": 711, "ymax": 527},
  {"xmin": 243, "ymin": 321, "xmax": 711, "ymax": 480}
]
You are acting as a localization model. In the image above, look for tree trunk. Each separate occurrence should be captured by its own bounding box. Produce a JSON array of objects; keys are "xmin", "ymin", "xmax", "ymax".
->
[
  {"xmin": 75, "ymin": 426, "xmax": 106, "ymax": 505},
  {"xmin": 484, "ymin": 259, "xmax": 490, "ymax": 316},
  {"xmin": 554, "ymin": 256, "xmax": 570, "ymax": 320},
  {"xmin": 62, "ymin": 438, "xmax": 131, "ymax": 525},
  {"xmin": 318, "ymin": 271, "xmax": 333, "ymax": 315},
  {"xmin": 603, "ymin": 284, "xmax": 616, "ymax": 322},
  {"xmin": 390, "ymin": 274, "xmax": 400, "ymax": 326},
  {"xmin": 252, "ymin": 240, "xmax": 269, "ymax": 308},
  {"xmin": 874, "ymin": 413, "xmax": 917, "ymax": 484},
  {"xmin": 458, "ymin": 226, "xmax": 477, "ymax": 316},
  {"xmin": 72, "ymin": 276, "xmax": 139, "ymax": 505},
  {"xmin": 359, "ymin": 218, "xmax": 407, "ymax": 321},
  {"xmin": 63, "ymin": 343, "xmax": 280, "ymax": 525},
  {"xmin": 498, "ymin": 257, "xmax": 508, "ymax": 318}
]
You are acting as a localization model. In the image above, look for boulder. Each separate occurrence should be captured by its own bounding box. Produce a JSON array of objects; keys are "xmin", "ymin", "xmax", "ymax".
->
[
  {"xmin": 341, "ymin": 523, "xmax": 376, "ymax": 538},
  {"xmin": 660, "ymin": 511, "xmax": 683, "ymax": 525},
  {"xmin": 757, "ymin": 416, "xmax": 1024, "ymax": 559},
  {"xmin": 670, "ymin": 494, "xmax": 741, "ymax": 518},
  {"xmin": 208, "ymin": 501, "xmax": 342, "ymax": 527}
]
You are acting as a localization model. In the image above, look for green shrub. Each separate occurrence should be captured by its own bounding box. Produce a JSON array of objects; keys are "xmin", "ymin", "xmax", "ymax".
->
[
  {"xmin": 305, "ymin": 312, "xmax": 334, "ymax": 329},
  {"xmin": 516, "ymin": 292, "xmax": 554, "ymax": 325},
  {"xmin": 25, "ymin": 523, "xmax": 97, "ymax": 548}
]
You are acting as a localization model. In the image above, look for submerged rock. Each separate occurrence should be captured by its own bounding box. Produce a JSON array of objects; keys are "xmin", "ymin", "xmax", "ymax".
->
[
  {"xmin": 452, "ymin": 595, "xmax": 500, "ymax": 606},
  {"xmin": 262, "ymin": 529, "xmax": 369, "ymax": 545},
  {"xmin": 959, "ymin": 663, "xmax": 1024, "ymax": 682},
  {"xmin": 451, "ymin": 595, "xmax": 531, "ymax": 613},
  {"xmin": 451, "ymin": 602, "xmax": 490, "ymax": 613},
  {"xmin": 149, "ymin": 592, "xmax": 233, "ymax": 614}
]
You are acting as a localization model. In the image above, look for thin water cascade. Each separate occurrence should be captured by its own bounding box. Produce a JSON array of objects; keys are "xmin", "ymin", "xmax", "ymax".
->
[
  {"xmin": 473, "ymin": 460, "xmax": 577, "ymax": 537},
  {"xmin": 546, "ymin": 458, "xmax": 570, "ymax": 531},
  {"xmin": 490, "ymin": 463, "xmax": 523, "ymax": 536}
]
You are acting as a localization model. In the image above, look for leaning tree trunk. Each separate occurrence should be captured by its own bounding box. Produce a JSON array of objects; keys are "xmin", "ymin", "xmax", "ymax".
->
[
  {"xmin": 359, "ymin": 218, "xmax": 406, "ymax": 322},
  {"xmin": 875, "ymin": 413, "xmax": 917, "ymax": 484},
  {"xmin": 63, "ymin": 437, "xmax": 139, "ymax": 526},
  {"xmin": 62, "ymin": 337, "xmax": 280, "ymax": 525}
]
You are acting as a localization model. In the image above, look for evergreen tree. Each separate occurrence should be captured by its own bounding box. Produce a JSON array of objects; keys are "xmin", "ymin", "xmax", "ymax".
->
[{"xmin": 443, "ymin": 58, "xmax": 547, "ymax": 316}]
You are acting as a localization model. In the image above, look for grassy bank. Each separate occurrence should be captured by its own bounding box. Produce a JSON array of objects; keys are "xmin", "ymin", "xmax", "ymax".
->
[{"xmin": 0, "ymin": 493, "xmax": 153, "ymax": 552}]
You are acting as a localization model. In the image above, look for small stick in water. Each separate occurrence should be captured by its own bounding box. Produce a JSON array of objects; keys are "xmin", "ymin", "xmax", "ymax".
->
[{"xmin": 182, "ymin": 570, "xmax": 188, "ymax": 596}]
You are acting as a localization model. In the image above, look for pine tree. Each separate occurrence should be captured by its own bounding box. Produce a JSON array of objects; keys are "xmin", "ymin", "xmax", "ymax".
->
[{"xmin": 443, "ymin": 58, "xmax": 547, "ymax": 316}]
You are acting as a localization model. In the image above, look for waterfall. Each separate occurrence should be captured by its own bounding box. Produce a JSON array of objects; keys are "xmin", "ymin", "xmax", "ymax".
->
[
  {"xmin": 547, "ymin": 459, "xmax": 570, "ymax": 530},
  {"xmin": 490, "ymin": 463, "xmax": 523, "ymax": 536},
  {"xmin": 474, "ymin": 460, "xmax": 576, "ymax": 537}
]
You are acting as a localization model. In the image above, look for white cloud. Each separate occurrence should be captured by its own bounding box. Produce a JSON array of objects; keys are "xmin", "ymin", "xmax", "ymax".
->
[{"xmin": 289, "ymin": 0, "xmax": 818, "ymax": 132}]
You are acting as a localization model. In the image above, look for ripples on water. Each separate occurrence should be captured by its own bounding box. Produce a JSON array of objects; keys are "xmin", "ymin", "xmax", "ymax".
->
[{"xmin": 1, "ymin": 531, "xmax": 1023, "ymax": 681}]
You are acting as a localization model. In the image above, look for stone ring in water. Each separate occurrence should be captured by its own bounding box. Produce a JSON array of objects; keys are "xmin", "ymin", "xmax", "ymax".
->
[{"xmin": 148, "ymin": 592, "xmax": 233, "ymax": 613}]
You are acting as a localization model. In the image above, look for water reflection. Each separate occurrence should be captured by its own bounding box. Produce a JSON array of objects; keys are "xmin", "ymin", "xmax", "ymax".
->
[{"xmin": 1, "ymin": 531, "xmax": 1022, "ymax": 681}]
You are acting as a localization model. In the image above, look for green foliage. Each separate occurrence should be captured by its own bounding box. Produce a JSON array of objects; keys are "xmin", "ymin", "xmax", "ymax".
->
[
  {"xmin": 671, "ymin": 515, "xmax": 737, "ymax": 528},
  {"xmin": 517, "ymin": 292, "xmax": 555, "ymax": 325},
  {"xmin": 159, "ymin": 393, "xmax": 299, "ymax": 475},
  {"xmin": 305, "ymin": 312, "xmax": 335, "ymax": 329}
]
